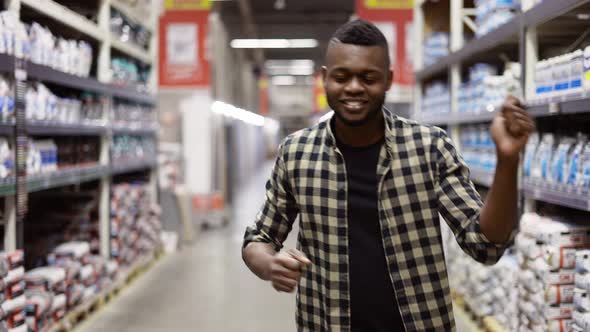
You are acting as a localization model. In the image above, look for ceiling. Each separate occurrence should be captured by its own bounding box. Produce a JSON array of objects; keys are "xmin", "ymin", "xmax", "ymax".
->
[{"xmin": 217, "ymin": 0, "xmax": 355, "ymax": 68}]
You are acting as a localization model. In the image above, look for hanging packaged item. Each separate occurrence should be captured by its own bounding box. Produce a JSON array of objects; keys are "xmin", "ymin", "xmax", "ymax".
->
[{"xmin": 546, "ymin": 284, "xmax": 576, "ymax": 305}]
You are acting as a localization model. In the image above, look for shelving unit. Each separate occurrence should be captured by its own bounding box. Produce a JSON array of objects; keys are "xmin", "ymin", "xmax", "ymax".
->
[
  {"xmin": 415, "ymin": 1, "xmax": 590, "ymax": 331},
  {"xmin": 0, "ymin": 0, "xmax": 159, "ymax": 256}
]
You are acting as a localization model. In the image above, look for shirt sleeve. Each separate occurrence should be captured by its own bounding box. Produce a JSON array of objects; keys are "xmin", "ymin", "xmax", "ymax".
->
[
  {"xmin": 243, "ymin": 143, "xmax": 299, "ymax": 251},
  {"xmin": 434, "ymin": 129, "xmax": 514, "ymax": 265}
]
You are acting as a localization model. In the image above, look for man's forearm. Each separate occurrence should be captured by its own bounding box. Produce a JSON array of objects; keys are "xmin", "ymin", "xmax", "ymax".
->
[
  {"xmin": 242, "ymin": 242, "xmax": 276, "ymax": 281},
  {"xmin": 479, "ymin": 157, "xmax": 519, "ymax": 243}
]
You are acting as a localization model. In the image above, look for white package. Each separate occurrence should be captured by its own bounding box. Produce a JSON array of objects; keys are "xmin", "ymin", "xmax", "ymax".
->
[
  {"xmin": 51, "ymin": 293, "xmax": 66, "ymax": 311},
  {"xmin": 25, "ymin": 266, "xmax": 66, "ymax": 288},
  {"xmin": 576, "ymin": 289, "xmax": 590, "ymax": 312},
  {"xmin": 79, "ymin": 265, "xmax": 94, "ymax": 281},
  {"xmin": 546, "ymin": 246, "xmax": 578, "ymax": 270},
  {"xmin": 4, "ymin": 266, "xmax": 24, "ymax": 284},
  {"xmin": 546, "ymin": 284, "xmax": 576, "ymax": 305},
  {"xmin": 548, "ymin": 319, "xmax": 573, "ymax": 332},
  {"xmin": 577, "ymin": 273, "xmax": 590, "ymax": 291},
  {"xmin": 578, "ymin": 251, "xmax": 590, "ymax": 273},
  {"xmin": 1, "ymin": 294, "xmax": 25, "ymax": 314},
  {"xmin": 573, "ymin": 310, "xmax": 590, "ymax": 332},
  {"xmin": 54, "ymin": 241, "xmax": 90, "ymax": 260}
]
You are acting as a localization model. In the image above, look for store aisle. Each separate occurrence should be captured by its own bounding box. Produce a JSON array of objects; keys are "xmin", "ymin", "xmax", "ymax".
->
[{"xmin": 77, "ymin": 161, "xmax": 297, "ymax": 332}]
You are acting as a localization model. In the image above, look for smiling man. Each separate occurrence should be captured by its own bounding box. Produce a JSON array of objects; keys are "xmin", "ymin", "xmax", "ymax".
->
[{"xmin": 242, "ymin": 20, "xmax": 534, "ymax": 331}]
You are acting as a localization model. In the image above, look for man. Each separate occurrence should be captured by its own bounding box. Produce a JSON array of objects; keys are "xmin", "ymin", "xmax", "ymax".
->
[{"xmin": 242, "ymin": 20, "xmax": 534, "ymax": 331}]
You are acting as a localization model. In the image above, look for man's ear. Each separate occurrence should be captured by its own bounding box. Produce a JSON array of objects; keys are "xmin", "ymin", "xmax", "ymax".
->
[
  {"xmin": 386, "ymin": 69, "xmax": 394, "ymax": 90},
  {"xmin": 321, "ymin": 66, "xmax": 328, "ymax": 85}
]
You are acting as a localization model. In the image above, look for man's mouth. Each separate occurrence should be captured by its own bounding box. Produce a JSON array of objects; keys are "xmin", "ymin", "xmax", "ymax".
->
[{"xmin": 341, "ymin": 100, "xmax": 368, "ymax": 111}]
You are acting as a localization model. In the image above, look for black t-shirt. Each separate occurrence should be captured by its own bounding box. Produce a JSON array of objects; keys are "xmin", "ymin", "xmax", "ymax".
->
[{"xmin": 335, "ymin": 133, "xmax": 405, "ymax": 332}]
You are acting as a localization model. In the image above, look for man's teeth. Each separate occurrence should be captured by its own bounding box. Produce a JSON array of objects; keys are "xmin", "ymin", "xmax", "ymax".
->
[{"xmin": 345, "ymin": 101, "xmax": 364, "ymax": 107}]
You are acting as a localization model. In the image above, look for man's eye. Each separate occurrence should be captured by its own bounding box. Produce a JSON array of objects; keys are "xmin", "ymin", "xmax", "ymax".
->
[
  {"xmin": 364, "ymin": 76, "xmax": 378, "ymax": 83},
  {"xmin": 333, "ymin": 76, "xmax": 347, "ymax": 83}
]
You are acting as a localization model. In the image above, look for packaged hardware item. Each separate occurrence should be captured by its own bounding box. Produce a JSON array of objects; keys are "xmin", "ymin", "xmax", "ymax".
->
[
  {"xmin": 546, "ymin": 284, "xmax": 576, "ymax": 305},
  {"xmin": 53, "ymin": 242, "xmax": 90, "ymax": 262},
  {"xmin": 50, "ymin": 294, "xmax": 66, "ymax": 321},
  {"xmin": 575, "ymin": 289, "xmax": 590, "ymax": 312},
  {"xmin": 423, "ymin": 32, "xmax": 449, "ymax": 67},
  {"xmin": 578, "ymin": 143, "xmax": 590, "ymax": 188},
  {"xmin": 578, "ymin": 251, "xmax": 590, "ymax": 273},
  {"xmin": 573, "ymin": 310, "xmax": 590, "ymax": 331},
  {"xmin": 550, "ymin": 138, "xmax": 576, "ymax": 183},
  {"xmin": 546, "ymin": 246, "xmax": 578, "ymax": 270},
  {"xmin": 568, "ymin": 135, "xmax": 588, "ymax": 185},
  {"xmin": 532, "ymin": 134, "xmax": 556, "ymax": 180},
  {"xmin": 24, "ymin": 267, "xmax": 66, "ymax": 293},
  {"xmin": 584, "ymin": 46, "xmax": 590, "ymax": 90}
]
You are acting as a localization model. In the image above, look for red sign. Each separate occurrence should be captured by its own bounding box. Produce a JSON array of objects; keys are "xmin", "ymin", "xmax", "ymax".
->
[
  {"xmin": 355, "ymin": 0, "xmax": 414, "ymax": 87},
  {"xmin": 159, "ymin": 10, "xmax": 210, "ymax": 87},
  {"xmin": 258, "ymin": 75, "xmax": 269, "ymax": 116},
  {"xmin": 314, "ymin": 72, "xmax": 329, "ymax": 113}
]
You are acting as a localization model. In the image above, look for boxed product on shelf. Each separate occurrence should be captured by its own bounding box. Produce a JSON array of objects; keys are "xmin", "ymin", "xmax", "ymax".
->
[
  {"xmin": 525, "ymin": 132, "xmax": 590, "ymax": 188},
  {"xmin": 25, "ymin": 83, "xmax": 106, "ymax": 124},
  {"xmin": 110, "ymin": 8, "xmax": 151, "ymax": 50},
  {"xmin": 0, "ymin": 11, "xmax": 30, "ymax": 59},
  {"xmin": 460, "ymin": 124, "xmax": 497, "ymax": 172},
  {"xmin": 0, "ymin": 75, "xmax": 15, "ymax": 122},
  {"xmin": 110, "ymin": 183, "xmax": 162, "ymax": 266},
  {"xmin": 111, "ymin": 57, "xmax": 150, "ymax": 88},
  {"xmin": 111, "ymin": 135, "xmax": 156, "ymax": 163},
  {"xmin": 0, "ymin": 137, "xmax": 14, "ymax": 179},
  {"xmin": 27, "ymin": 139, "xmax": 57, "ymax": 176},
  {"xmin": 459, "ymin": 62, "xmax": 521, "ymax": 114},
  {"xmin": 474, "ymin": 0, "xmax": 520, "ymax": 38},
  {"xmin": 422, "ymin": 81, "xmax": 450, "ymax": 115},
  {"xmin": 423, "ymin": 32, "xmax": 449, "ymax": 67},
  {"xmin": 112, "ymin": 101, "xmax": 156, "ymax": 128},
  {"xmin": 28, "ymin": 22, "xmax": 93, "ymax": 78},
  {"xmin": 516, "ymin": 212, "xmax": 590, "ymax": 331},
  {"xmin": 535, "ymin": 48, "xmax": 587, "ymax": 101}
]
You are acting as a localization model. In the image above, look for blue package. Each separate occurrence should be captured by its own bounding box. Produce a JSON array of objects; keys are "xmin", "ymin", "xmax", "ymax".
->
[
  {"xmin": 566, "ymin": 134, "xmax": 587, "ymax": 185},
  {"xmin": 524, "ymin": 134, "xmax": 539, "ymax": 177},
  {"xmin": 532, "ymin": 134, "xmax": 555, "ymax": 180},
  {"xmin": 579, "ymin": 144, "xmax": 590, "ymax": 188},
  {"xmin": 550, "ymin": 138, "xmax": 575, "ymax": 183}
]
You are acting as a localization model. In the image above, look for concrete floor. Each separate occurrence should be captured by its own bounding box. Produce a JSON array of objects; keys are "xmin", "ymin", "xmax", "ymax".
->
[
  {"xmin": 77, "ymin": 162, "xmax": 297, "ymax": 332},
  {"xmin": 77, "ymin": 161, "xmax": 470, "ymax": 332}
]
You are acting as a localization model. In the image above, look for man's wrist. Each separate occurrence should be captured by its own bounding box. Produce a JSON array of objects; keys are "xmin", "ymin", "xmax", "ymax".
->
[{"xmin": 496, "ymin": 153, "xmax": 520, "ymax": 169}]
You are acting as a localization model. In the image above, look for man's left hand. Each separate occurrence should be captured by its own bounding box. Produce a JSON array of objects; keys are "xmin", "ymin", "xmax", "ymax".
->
[{"xmin": 491, "ymin": 95, "xmax": 536, "ymax": 163}]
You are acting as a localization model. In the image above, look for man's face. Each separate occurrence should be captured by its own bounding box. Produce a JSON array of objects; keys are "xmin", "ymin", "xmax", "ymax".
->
[{"xmin": 322, "ymin": 43, "xmax": 393, "ymax": 127}]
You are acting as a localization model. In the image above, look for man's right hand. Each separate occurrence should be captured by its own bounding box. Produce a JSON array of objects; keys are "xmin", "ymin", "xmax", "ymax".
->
[{"xmin": 268, "ymin": 248, "xmax": 311, "ymax": 293}]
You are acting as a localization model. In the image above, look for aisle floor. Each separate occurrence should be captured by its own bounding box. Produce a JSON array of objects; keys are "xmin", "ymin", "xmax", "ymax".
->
[
  {"xmin": 77, "ymin": 162, "xmax": 297, "ymax": 332},
  {"xmin": 77, "ymin": 161, "xmax": 469, "ymax": 332}
]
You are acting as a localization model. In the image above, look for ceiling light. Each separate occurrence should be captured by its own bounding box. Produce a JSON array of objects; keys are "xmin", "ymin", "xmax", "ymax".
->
[
  {"xmin": 271, "ymin": 76, "xmax": 297, "ymax": 86},
  {"xmin": 577, "ymin": 13, "xmax": 590, "ymax": 20},
  {"xmin": 287, "ymin": 67, "xmax": 315, "ymax": 76},
  {"xmin": 274, "ymin": 0, "xmax": 286, "ymax": 10},
  {"xmin": 230, "ymin": 39, "xmax": 318, "ymax": 49},
  {"xmin": 211, "ymin": 101, "xmax": 265, "ymax": 127}
]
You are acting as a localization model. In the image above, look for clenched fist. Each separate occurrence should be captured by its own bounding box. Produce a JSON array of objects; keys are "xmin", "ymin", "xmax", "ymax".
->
[
  {"xmin": 491, "ymin": 95, "xmax": 535, "ymax": 163},
  {"xmin": 268, "ymin": 248, "xmax": 311, "ymax": 293}
]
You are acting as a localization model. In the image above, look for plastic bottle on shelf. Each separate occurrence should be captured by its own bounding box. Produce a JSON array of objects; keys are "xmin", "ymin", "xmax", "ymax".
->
[
  {"xmin": 584, "ymin": 46, "xmax": 590, "ymax": 91},
  {"xmin": 571, "ymin": 49, "xmax": 584, "ymax": 93}
]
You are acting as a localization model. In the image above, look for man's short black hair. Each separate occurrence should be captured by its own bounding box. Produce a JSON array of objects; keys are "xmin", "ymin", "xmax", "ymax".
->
[{"xmin": 331, "ymin": 19, "xmax": 388, "ymax": 48}]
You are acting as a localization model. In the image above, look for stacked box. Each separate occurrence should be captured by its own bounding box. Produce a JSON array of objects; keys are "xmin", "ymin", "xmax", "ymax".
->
[
  {"xmin": 24, "ymin": 241, "xmax": 119, "ymax": 331},
  {"xmin": 2, "ymin": 251, "xmax": 27, "ymax": 332},
  {"xmin": 111, "ymin": 183, "xmax": 162, "ymax": 266},
  {"xmin": 516, "ymin": 212, "xmax": 590, "ymax": 332},
  {"xmin": 572, "ymin": 251, "xmax": 590, "ymax": 331}
]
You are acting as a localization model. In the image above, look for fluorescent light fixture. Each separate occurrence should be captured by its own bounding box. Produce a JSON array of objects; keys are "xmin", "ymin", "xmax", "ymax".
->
[
  {"xmin": 271, "ymin": 76, "xmax": 297, "ymax": 86},
  {"xmin": 266, "ymin": 59, "xmax": 315, "ymax": 76},
  {"xmin": 231, "ymin": 39, "xmax": 318, "ymax": 49},
  {"xmin": 212, "ymin": 101, "xmax": 265, "ymax": 127},
  {"xmin": 287, "ymin": 66, "xmax": 315, "ymax": 76}
]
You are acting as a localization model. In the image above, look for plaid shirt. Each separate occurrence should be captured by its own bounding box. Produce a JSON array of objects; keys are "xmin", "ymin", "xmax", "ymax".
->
[{"xmin": 243, "ymin": 109, "xmax": 512, "ymax": 331}]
